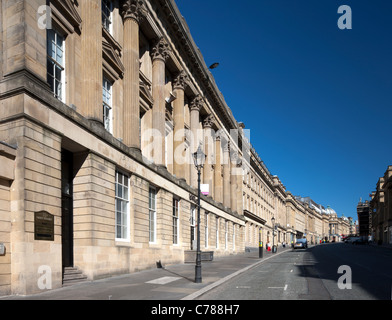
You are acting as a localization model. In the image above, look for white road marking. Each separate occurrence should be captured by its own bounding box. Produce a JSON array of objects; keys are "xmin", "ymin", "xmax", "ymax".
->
[
  {"xmin": 268, "ymin": 284, "xmax": 288, "ymax": 291},
  {"xmin": 146, "ymin": 276, "xmax": 181, "ymax": 285}
]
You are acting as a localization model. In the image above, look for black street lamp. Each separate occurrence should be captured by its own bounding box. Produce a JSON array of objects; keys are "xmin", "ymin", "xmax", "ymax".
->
[{"xmin": 193, "ymin": 145, "xmax": 206, "ymax": 283}]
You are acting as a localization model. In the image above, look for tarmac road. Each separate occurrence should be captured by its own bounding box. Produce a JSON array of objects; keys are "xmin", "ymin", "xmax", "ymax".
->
[{"xmin": 197, "ymin": 243, "xmax": 392, "ymax": 300}]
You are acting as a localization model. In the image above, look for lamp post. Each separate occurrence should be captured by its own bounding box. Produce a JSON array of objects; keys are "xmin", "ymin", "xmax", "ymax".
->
[
  {"xmin": 271, "ymin": 216, "xmax": 275, "ymax": 253},
  {"xmin": 193, "ymin": 145, "xmax": 206, "ymax": 283}
]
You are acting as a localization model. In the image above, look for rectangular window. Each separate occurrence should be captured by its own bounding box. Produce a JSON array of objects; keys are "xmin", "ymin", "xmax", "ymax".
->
[
  {"xmin": 233, "ymin": 224, "xmax": 236, "ymax": 251},
  {"xmin": 102, "ymin": 0, "xmax": 113, "ymax": 33},
  {"xmin": 115, "ymin": 171, "xmax": 129, "ymax": 240},
  {"xmin": 103, "ymin": 77, "xmax": 113, "ymax": 133},
  {"xmin": 216, "ymin": 216, "xmax": 219, "ymax": 248},
  {"xmin": 225, "ymin": 220, "xmax": 228, "ymax": 249},
  {"xmin": 204, "ymin": 213, "xmax": 208, "ymax": 248},
  {"xmin": 47, "ymin": 29, "xmax": 65, "ymax": 101},
  {"xmin": 149, "ymin": 186, "xmax": 157, "ymax": 243},
  {"xmin": 173, "ymin": 198, "xmax": 179, "ymax": 244}
]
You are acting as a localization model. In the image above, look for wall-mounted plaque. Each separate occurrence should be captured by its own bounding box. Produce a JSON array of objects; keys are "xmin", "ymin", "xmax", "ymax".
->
[
  {"xmin": 0, "ymin": 243, "xmax": 5, "ymax": 256},
  {"xmin": 34, "ymin": 211, "xmax": 54, "ymax": 241}
]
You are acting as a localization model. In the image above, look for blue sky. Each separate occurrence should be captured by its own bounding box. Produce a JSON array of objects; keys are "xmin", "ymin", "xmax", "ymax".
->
[{"xmin": 176, "ymin": 0, "xmax": 392, "ymax": 220}]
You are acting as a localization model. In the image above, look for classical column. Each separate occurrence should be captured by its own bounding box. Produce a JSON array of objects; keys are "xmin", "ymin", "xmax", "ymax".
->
[
  {"xmin": 214, "ymin": 135, "xmax": 223, "ymax": 203},
  {"xmin": 81, "ymin": 0, "xmax": 103, "ymax": 123},
  {"xmin": 230, "ymin": 152, "xmax": 238, "ymax": 212},
  {"xmin": 190, "ymin": 95, "xmax": 203, "ymax": 188},
  {"xmin": 236, "ymin": 158, "xmax": 244, "ymax": 215},
  {"xmin": 121, "ymin": 0, "xmax": 147, "ymax": 150},
  {"xmin": 151, "ymin": 37, "xmax": 171, "ymax": 167},
  {"xmin": 173, "ymin": 70, "xmax": 188, "ymax": 180},
  {"xmin": 222, "ymin": 139, "xmax": 231, "ymax": 208},
  {"xmin": 203, "ymin": 114, "xmax": 215, "ymax": 198}
]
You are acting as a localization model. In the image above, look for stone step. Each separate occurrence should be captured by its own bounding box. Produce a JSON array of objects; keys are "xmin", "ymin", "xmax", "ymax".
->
[{"xmin": 62, "ymin": 266, "xmax": 88, "ymax": 287}]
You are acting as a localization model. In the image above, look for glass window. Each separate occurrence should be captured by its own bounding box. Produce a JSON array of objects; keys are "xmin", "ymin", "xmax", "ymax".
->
[
  {"xmin": 149, "ymin": 187, "xmax": 157, "ymax": 243},
  {"xmin": 47, "ymin": 29, "xmax": 65, "ymax": 101},
  {"xmin": 216, "ymin": 216, "xmax": 219, "ymax": 248},
  {"xmin": 204, "ymin": 213, "xmax": 208, "ymax": 248},
  {"xmin": 115, "ymin": 171, "xmax": 129, "ymax": 240},
  {"xmin": 102, "ymin": 0, "xmax": 113, "ymax": 33},
  {"xmin": 173, "ymin": 199, "xmax": 179, "ymax": 244},
  {"xmin": 103, "ymin": 77, "xmax": 113, "ymax": 133},
  {"xmin": 225, "ymin": 220, "xmax": 228, "ymax": 249}
]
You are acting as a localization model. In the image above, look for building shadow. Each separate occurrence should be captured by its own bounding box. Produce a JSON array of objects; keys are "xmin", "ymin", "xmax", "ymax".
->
[{"xmin": 293, "ymin": 243, "xmax": 391, "ymax": 300}]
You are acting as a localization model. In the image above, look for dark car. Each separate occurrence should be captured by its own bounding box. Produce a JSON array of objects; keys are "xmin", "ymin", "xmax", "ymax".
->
[
  {"xmin": 293, "ymin": 238, "xmax": 308, "ymax": 249},
  {"xmin": 352, "ymin": 237, "xmax": 368, "ymax": 245}
]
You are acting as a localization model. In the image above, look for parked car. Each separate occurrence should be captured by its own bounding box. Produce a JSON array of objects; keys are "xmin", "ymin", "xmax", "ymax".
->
[
  {"xmin": 345, "ymin": 236, "xmax": 359, "ymax": 244},
  {"xmin": 352, "ymin": 237, "xmax": 368, "ymax": 245},
  {"xmin": 293, "ymin": 238, "xmax": 308, "ymax": 249}
]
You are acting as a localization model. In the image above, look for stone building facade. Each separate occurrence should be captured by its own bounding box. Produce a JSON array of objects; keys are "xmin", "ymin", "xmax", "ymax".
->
[
  {"xmin": 370, "ymin": 165, "xmax": 392, "ymax": 245},
  {"xmin": 0, "ymin": 0, "xmax": 349, "ymax": 296}
]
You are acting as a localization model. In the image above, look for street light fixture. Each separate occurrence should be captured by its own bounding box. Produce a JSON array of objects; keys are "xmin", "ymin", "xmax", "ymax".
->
[{"xmin": 193, "ymin": 145, "xmax": 206, "ymax": 283}]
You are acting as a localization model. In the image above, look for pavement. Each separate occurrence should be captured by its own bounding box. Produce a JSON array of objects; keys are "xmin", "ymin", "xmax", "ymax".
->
[{"xmin": 1, "ymin": 246, "xmax": 292, "ymax": 300}]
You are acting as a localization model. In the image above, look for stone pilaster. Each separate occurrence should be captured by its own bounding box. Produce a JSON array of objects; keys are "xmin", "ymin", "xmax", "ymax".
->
[
  {"xmin": 236, "ymin": 158, "xmax": 244, "ymax": 215},
  {"xmin": 172, "ymin": 70, "xmax": 188, "ymax": 180},
  {"xmin": 2, "ymin": 0, "xmax": 47, "ymax": 80},
  {"xmin": 81, "ymin": 0, "xmax": 103, "ymax": 123},
  {"xmin": 190, "ymin": 95, "xmax": 203, "ymax": 188},
  {"xmin": 222, "ymin": 139, "xmax": 231, "ymax": 208},
  {"xmin": 151, "ymin": 37, "xmax": 171, "ymax": 167},
  {"xmin": 214, "ymin": 135, "xmax": 223, "ymax": 203},
  {"xmin": 203, "ymin": 114, "xmax": 215, "ymax": 198},
  {"xmin": 230, "ymin": 152, "xmax": 238, "ymax": 213},
  {"xmin": 121, "ymin": 0, "xmax": 148, "ymax": 150}
]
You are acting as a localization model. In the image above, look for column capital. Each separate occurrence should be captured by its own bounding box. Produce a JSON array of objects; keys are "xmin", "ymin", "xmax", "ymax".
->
[
  {"xmin": 121, "ymin": 0, "xmax": 148, "ymax": 24},
  {"xmin": 190, "ymin": 95, "xmax": 204, "ymax": 111},
  {"xmin": 223, "ymin": 139, "xmax": 230, "ymax": 153},
  {"xmin": 203, "ymin": 114, "xmax": 215, "ymax": 128},
  {"xmin": 151, "ymin": 37, "xmax": 171, "ymax": 62},
  {"xmin": 173, "ymin": 70, "xmax": 189, "ymax": 90}
]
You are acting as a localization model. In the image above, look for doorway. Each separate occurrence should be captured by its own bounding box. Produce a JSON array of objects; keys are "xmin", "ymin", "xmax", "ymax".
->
[{"xmin": 61, "ymin": 149, "xmax": 73, "ymax": 268}]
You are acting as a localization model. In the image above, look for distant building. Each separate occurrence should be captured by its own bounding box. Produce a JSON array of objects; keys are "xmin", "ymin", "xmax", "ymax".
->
[
  {"xmin": 369, "ymin": 166, "xmax": 392, "ymax": 245},
  {"xmin": 357, "ymin": 201, "xmax": 371, "ymax": 237}
]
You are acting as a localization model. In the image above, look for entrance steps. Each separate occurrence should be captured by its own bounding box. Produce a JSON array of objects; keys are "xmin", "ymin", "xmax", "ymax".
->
[{"xmin": 62, "ymin": 266, "xmax": 88, "ymax": 287}]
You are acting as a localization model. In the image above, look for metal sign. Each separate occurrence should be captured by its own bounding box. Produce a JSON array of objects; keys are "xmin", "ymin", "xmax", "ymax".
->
[{"xmin": 34, "ymin": 211, "xmax": 54, "ymax": 241}]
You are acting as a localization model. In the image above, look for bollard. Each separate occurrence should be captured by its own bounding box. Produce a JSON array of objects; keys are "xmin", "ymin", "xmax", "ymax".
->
[{"xmin": 259, "ymin": 241, "xmax": 263, "ymax": 258}]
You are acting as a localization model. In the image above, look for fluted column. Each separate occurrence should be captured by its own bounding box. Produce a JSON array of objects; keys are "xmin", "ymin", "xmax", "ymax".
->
[
  {"xmin": 81, "ymin": 0, "xmax": 102, "ymax": 123},
  {"xmin": 236, "ymin": 158, "xmax": 243, "ymax": 215},
  {"xmin": 214, "ymin": 135, "xmax": 223, "ymax": 203},
  {"xmin": 151, "ymin": 37, "xmax": 171, "ymax": 167},
  {"xmin": 190, "ymin": 95, "xmax": 203, "ymax": 188},
  {"xmin": 121, "ymin": 0, "xmax": 147, "ymax": 150},
  {"xmin": 173, "ymin": 70, "xmax": 188, "ymax": 180},
  {"xmin": 230, "ymin": 152, "xmax": 238, "ymax": 212},
  {"xmin": 222, "ymin": 140, "xmax": 231, "ymax": 208},
  {"xmin": 203, "ymin": 114, "xmax": 215, "ymax": 198}
]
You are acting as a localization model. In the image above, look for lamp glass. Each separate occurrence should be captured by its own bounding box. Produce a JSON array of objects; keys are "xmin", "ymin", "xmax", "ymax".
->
[{"xmin": 193, "ymin": 146, "xmax": 206, "ymax": 170}]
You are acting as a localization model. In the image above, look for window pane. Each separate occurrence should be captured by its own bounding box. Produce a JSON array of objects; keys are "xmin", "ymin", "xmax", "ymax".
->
[{"xmin": 47, "ymin": 29, "xmax": 55, "ymax": 57}]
